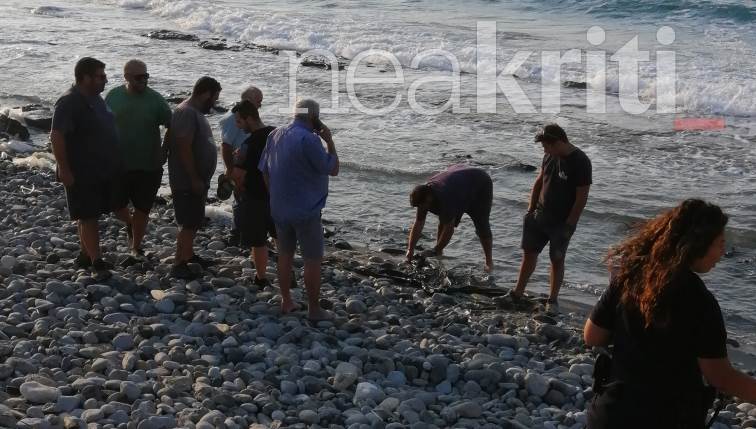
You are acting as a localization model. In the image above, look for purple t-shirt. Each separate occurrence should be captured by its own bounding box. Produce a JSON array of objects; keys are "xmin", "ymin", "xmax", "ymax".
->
[
  {"xmin": 258, "ymin": 119, "xmax": 336, "ymax": 224},
  {"xmin": 427, "ymin": 164, "xmax": 492, "ymax": 224}
]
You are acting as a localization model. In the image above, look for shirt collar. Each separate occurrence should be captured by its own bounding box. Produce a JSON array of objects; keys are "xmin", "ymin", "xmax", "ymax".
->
[{"xmin": 293, "ymin": 118, "xmax": 314, "ymax": 131}]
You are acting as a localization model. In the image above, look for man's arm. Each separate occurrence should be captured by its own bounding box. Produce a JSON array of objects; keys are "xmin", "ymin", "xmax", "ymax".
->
[
  {"xmin": 221, "ymin": 143, "xmax": 235, "ymax": 172},
  {"xmin": 527, "ymin": 171, "xmax": 544, "ymax": 212},
  {"xmin": 160, "ymin": 127, "xmax": 171, "ymax": 166},
  {"xmin": 175, "ymin": 133, "xmax": 203, "ymax": 195},
  {"xmin": 317, "ymin": 125, "xmax": 339, "ymax": 176},
  {"xmin": 50, "ymin": 130, "xmax": 74, "ymax": 186},
  {"xmin": 565, "ymin": 185, "xmax": 590, "ymax": 227},
  {"xmin": 406, "ymin": 208, "xmax": 427, "ymax": 262}
]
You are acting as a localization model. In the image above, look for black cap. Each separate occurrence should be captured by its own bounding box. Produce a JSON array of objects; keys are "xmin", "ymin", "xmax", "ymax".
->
[{"xmin": 535, "ymin": 123, "xmax": 569, "ymax": 144}]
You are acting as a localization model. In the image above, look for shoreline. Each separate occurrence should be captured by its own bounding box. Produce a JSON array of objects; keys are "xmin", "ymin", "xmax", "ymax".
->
[{"xmin": 0, "ymin": 154, "xmax": 754, "ymax": 428}]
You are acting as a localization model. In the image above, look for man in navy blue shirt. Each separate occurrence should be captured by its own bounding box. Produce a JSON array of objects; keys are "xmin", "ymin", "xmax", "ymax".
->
[
  {"xmin": 50, "ymin": 57, "xmax": 120, "ymax": 279},
  {"xmin": 259, "ymin": 99, "xmax": 339, "ymax": 321}
]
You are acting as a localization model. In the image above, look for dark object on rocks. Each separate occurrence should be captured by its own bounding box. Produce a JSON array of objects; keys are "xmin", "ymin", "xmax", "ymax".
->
[
  {"xmin": 563, "ymin": 80, "xmax": 588, "ymax": 89},
  {"xmin": 537, "ymin": 324, "xmax": 571, "ymax": 342},
  {"xmin": 153, "ymin": 196, "xmax": 168, "ymax": 206},
  {"xmin": 20, "ymin": 105, "xmax": 53, "ymax": 131},
  {"xmin": 213, "ymin": 105, "xmax": 228, "ymax": 114},
  {"xmin": 199, "ymin": 40, "xmax": 228, "ymax": 51},
  {"xmin": 517, "ymin": 162, "xmax": 537, "ymax": 172},
  {"xmin": 334, "ymin": 240, "xmax": 353, "ymax": 250},
  {"xmin": 244, "ymin": 42, "xmax": 279, "ymax": 55},
  {"xmin": 379, "ymin": 247, "xmax": 404, "ymax": 256},
  {"xmin": 300, "ymin": 56, "xmax": 347, "ymax": 71},
  {"xmin": 533, "ymin": 314, "xmax": 557, "ymax": 325},
  {"xmin": 164, "ymin": 93, "xmax": 190, "ymax": 104},
  {"xmin": 0, "ymin": 113, "xmax": 30, "ymax": 140},
  {"xmin": 144, "ymin": 30, "xmax": 199, "ymax": 41}
]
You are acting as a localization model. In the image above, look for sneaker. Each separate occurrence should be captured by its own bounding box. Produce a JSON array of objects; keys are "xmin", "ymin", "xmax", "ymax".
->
[
  {"xmin": 74, "ymin": 251, "xmax": 92, "ymax": 269},
  {"xmin": 189, "ymin": 254, "xmax": 217, "ymax": 269},
  {"xmin": 545, "ymin": 300, "xmax": 560, "ymax": 316},
  {"xmin": 170, "ymin": 261, "xmax": 199, "ymax": 280}
]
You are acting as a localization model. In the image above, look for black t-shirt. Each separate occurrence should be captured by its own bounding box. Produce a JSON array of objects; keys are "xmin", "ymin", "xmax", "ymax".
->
[
  {"xmin": 538, "ymin": 148, "xmax": 592, "ymax": 223},
  {"xmin": 237, "ymin": 126, "xmax": 275, "ymax": 200},
  {"xmin": 51, "ymin": 86, "xmax": 121, "ymax": 183},
  {"xmin": 590, "ymin": 269, "xmax": 727, "ymax": 393}
]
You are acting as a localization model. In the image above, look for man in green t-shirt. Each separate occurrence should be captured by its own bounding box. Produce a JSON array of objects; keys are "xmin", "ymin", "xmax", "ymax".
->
[{"xmin": 105, "ymin": 59, "xmax": 172, "ymax": 258}]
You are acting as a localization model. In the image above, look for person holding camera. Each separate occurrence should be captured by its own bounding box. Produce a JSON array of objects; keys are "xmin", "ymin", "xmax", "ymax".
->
[
  {"xmin": 258, "ymin": 99, "xmax": 339, "ymax": 320},
  {"xmin": 584, "ymin": 199, "xmax": 756, "ymax": 428}
]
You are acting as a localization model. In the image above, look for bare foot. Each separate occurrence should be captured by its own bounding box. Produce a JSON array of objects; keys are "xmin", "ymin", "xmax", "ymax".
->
[
  {"xmin": 484, "ymin": 263, "xmax": 493, "ymax": 273},
  {"xmin": 308, "ymin": 308, "xmax": 335, "ymax": 322},
  {"xmin": 281, "ymin": 300, "xmax": 302, "ymax": 314}
]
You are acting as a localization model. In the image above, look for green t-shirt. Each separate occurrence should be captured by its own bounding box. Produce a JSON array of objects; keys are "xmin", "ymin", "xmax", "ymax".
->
[{"xmin": 105, "ymin": 85, "xmax": 172, "ymax": 171}]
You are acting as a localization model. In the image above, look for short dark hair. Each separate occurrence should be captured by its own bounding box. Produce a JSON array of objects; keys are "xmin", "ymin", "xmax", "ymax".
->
[
  {"xmin": 232, "ymin": 100, "xmax": 260, "ymax": 121},
  {"xmin": 192, "ymin": 76, "xmax": 222, "ymax": 97},
  {"xmin": 410, "ymin": 184, "xmax": 433, "ymax": 207},
  {"xmin": 535, "ymin": 123, "xmax": 569, "ymax": 144},
  {"xmin": 75, "ymin": 57, "xmax": 106, "ymax": 83}
]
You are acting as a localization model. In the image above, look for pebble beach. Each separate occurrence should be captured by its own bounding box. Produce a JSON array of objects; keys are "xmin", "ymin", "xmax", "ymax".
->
[{"xmin": 0, "ymin": 152, "xmax": 755, "ymax": 429}]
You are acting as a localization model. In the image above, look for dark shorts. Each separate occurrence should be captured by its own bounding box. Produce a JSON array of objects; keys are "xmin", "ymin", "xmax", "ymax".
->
[
  {"xmin": 113, "ymin": 169, "xmax": 163, "ymax": 213},
  {"xmin": 521, "ymin": 210, "xmax": 575, "ymax": 260},
  {"xmin": 276, "ymin": 215, "xmax": 324, "ymax": 260},
  {"xmin": 239, "ymin": 197, "xmax": 277, "ymax": 248},
  {"xmin": 65, "ymin": 180, "xmax": 114, "ymax": 221},
  {"xmin": 467, "ymin": 176, "xmax": 493, "ymax": 239},
  {"xmin": 172, "ymin": 190, "xmax": 207, "ymax": 230}
]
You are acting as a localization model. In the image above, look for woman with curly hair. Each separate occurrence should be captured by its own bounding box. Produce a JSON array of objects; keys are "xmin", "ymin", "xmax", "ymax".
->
[{"xmin": 584, "ymin": 199, "xmax": 756, "ymax": 428}]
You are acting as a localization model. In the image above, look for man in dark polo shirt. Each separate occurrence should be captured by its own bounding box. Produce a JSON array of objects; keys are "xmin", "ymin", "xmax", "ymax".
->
[
  {"xmin": 231, "ymin": 100, "xmax": 277, "ymax": 286},
  {"xmin": 50, "ymin": 57, "xmax": 120, "ymax": 278},
  {"xmin": 167, "ymin": 76, "xmax": 221, "ymax": 279},
  {"xmin": 406, "ymin": 164, "xmax": 494, "ymax": 272},
  {"xmin": 510, "ymin": 124, "xmax": 592, "ymax": 314}
]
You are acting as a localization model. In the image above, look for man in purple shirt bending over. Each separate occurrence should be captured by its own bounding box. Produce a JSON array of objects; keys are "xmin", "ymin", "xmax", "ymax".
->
[
  {"xmin": 258, "ymin": 98, "xmax": 339, "ymax": 321},
  {"xmin": 406, "ymin": 164, "xmax": 494, "ymax": 272}
]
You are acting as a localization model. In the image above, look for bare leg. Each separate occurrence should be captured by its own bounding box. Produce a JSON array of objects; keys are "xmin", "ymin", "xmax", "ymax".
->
[
  {"xmin": 513, "ymin": 251, "xmax": 539, "ymax": 296},
  {"xmin": 304, "ymin": 258, "xmax": 330, "ymax": 320},
  {"xmin": 79, "ymin": 219, "xmax": 102, "ymax": 260},
  {"xmin": 277, "ymin": 252, "xmax": 298, "ymax": 313},
  {"xmin": 175, "ymin": 227, "xmax": 196, "ymax": 263},
  {"xmin": 479, "ymin": 235, "xmax": 493, "ymax": 272},
  {"xmin": 252, "ymin": 245, "xmax": 268, "ymax": 279},
  {"xmin": 548, "ymin": 257, "xmax": 565, "ymax": 302},
  {"xmin": 114, "ymin": 207, "xmax": 132, "ymax": 243},
  {"xmin": 77, "ymin": 222, "xmax": 90, "ymax": 258},
  {"xmin": 131, "ymin": 209, "xmax": 150, "ymax": 251}
]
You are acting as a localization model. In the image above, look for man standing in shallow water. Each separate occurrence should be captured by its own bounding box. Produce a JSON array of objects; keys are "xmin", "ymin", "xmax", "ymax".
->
[
  {"xmin": 406, "ymin": 164, "xmax": 494, "ymax": 272},
  {"xmin": 510, "ymin": 124, "xmax": 592, "ymax": 315},
  {"xmin": 50, "ymin": 57, "xmax": 120, "ymax": 279},
  {"xmin": 106, "ymin": 59, "xmax": 172, "ymax": 259}
]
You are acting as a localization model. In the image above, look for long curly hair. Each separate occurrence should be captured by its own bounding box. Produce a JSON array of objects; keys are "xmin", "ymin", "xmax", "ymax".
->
[{"xmin": 608, "ymin": 199, "xmax": 728, "ymax": 328}]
